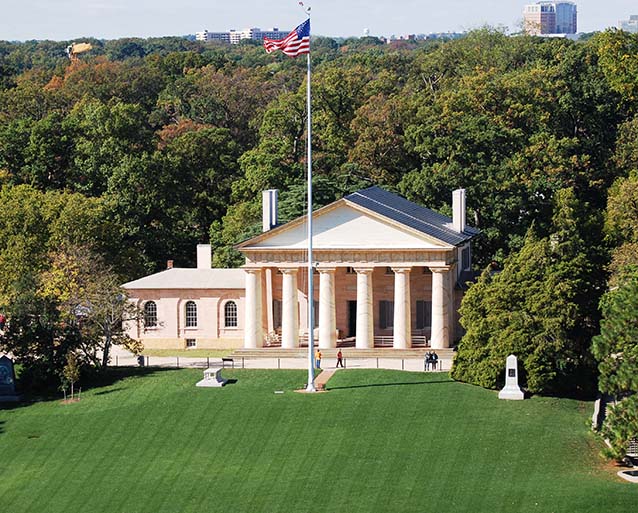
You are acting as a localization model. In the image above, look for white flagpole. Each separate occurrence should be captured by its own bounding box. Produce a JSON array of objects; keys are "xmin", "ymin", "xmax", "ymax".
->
[{"xmin": 305, "ymin": 14, "xmax": 316, "ymax": 393}]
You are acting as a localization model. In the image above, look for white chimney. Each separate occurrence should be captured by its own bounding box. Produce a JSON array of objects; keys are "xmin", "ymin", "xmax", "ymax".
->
[
  {"xmin": 452, "ymin": 189, "xmax": 466, "ymax": 234},
  {"xmin": 262, "ymin": 189, "xmax": 279, "ymax": 232},
  {"xmin": 196, "ymin": 244, "xmax": 212, "ymax": 269}
]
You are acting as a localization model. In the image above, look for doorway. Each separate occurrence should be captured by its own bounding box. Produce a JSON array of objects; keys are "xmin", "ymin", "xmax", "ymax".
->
[{"xmin": 347, "ymin": 301, "xmax": 357, "ymax": 337}]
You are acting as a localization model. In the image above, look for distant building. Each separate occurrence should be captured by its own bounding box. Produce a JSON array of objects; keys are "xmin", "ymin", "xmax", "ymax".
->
[
  {"xmin": 195, "ymin": 30, "xmax": 230, "ymax": 43},
  {"xmin": 618, "ymin": 15, "xmax": 638, "ymax": 33},
  {"xmin": 523, "ymin": 1, "xmax": 577, "ymax": 35},
  {"xmin": 196, "ymin": 27, "xmax": 288, "ymax": 45}
]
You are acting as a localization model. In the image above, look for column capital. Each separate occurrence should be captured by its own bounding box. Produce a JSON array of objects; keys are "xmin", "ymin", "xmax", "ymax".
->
[
  {"xmin": 279, "ymin": 267, "xmax": 299, "ymax": 275},
  {"xmin": 353, "ymin": 267, "xmax": 374, "ymax": 274},
  {"xmin": 391, "ymin": 266, "xmax": 412, "ymax": 274},
  {"xmin": 429, "ymin": 266, "xmax": 451, "ymax": 274},
  {"xmin": 244, "ymin": 267, "xmax": 262, "ymax": 275},
  {"xmin": 317, "ymin": 267, "xmax": 337, "ymax": 274}
]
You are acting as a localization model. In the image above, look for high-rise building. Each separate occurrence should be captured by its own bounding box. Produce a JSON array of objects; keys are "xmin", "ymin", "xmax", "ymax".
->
[
  {"xmin": 523, "ymin": 2, "xmax": 577, "ymax": 35},
  {"xmin": 618, "ymin": 15, "xmax": 638, "ymax": 33}
]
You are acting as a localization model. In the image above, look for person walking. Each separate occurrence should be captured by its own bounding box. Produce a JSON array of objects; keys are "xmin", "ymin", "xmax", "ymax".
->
[
  {"xmin": 336, "ymin": 349, "xmax": 344, "ymax": 368},
  {"xmin": 431, "ymin": 351, "xmax": 439, "ymax": 371},
  {"xmin": 315, "ymin": 349, "xmax": 322, "ymax": 369}
]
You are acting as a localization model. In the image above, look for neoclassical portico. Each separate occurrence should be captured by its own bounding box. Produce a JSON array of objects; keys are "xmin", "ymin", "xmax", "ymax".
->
[{"xmin": 238, "ymin": 186, "xmax": 478, "ymax": 351}]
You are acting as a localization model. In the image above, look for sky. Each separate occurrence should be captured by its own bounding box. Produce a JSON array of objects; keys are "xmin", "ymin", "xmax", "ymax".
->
[{"xmin": 0, "ymin": 0, "xmax": 636, "ymax": 41}]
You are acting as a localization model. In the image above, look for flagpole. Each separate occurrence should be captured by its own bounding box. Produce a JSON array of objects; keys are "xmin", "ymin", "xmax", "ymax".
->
[{"xmin": 305, "ymin": 19, "xmax": 316, "ymax": 392}]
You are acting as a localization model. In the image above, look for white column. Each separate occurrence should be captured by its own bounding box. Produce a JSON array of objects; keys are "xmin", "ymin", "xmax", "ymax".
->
[
  {"xmin": 355, "ymin": 268, "xmax": 374, "ymax": 349},
  {"xmin": 281, "ymin": 269, "xmax": 299, "ymax": 349},
  {"xmin": 430, "ymin": 267, "xmax": 451, "ymax": 349},
  {"xmin": 244, "ymin": 269, "xmax": 263, "ymax": 349},
  {"xmin": 392, "ymin": 267, "xmax": 412, "ymax": 349},
  {"xmin": 318, "ymin": 268, "xmax": 337, "ymax": 349}
]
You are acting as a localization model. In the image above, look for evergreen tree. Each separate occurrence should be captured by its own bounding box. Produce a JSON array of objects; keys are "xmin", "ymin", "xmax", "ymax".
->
[
  {"xmin": 592, "ymin": 272, "xmax": 638, "ymax": 460},
  {"xmin": 452, "ymin": 189, "xmax": 600, "ymax": 396}
]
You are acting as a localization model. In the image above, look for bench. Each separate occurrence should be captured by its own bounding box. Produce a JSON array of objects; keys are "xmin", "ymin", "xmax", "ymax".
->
[{"xmin": 221, "ymin": 357, "xmax": 234, "ymax": 369}]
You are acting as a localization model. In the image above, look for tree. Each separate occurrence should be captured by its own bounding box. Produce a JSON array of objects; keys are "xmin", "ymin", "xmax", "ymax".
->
[
  {"xmin": 38, "ymin": 245, "xmax": 143, "ymax": 369},
  {"xmin": 62, "ymin": 352, "xmax": 81, "ymax": 400},
  {"xmin": 604, "ymin": 172, "xmax": 638, "ymax": 286},
  {"xmin": 0, "ymin": 186, "xmax": 133, "ymax": 388},
  {"xmin": 452, "ymin": 189, "xmax": 601, "ymax": 396},
  {"xmin": 592, "ymin": 271, "xmax": 638, "ymax": 460}
]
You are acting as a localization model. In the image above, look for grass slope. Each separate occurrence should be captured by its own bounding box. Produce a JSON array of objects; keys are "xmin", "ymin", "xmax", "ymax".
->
[{"xmin": 0, "ymin": 369, "xmax": 635, "ymax": 513}]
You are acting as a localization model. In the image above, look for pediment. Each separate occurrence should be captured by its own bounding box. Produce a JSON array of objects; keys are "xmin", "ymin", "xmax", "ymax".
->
[{"xmin": 240, "ymin": 202, "xmax": 452, "ymax": 251}]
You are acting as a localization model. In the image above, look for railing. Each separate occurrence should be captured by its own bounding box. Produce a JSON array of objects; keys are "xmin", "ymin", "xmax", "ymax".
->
[{"xmin": 374, "ymin": 335, "xmax": 428, "ymax": 347}]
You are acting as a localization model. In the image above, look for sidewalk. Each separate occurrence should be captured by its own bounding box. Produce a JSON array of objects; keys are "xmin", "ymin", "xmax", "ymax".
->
[{"xmin": 108, "ymin": 346, "xmax": 452, "ymax": 373}]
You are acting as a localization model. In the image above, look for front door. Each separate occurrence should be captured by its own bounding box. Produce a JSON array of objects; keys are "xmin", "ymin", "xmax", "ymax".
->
[{"xmin": 347, "ymin": 301, "xmax": 357, "ymax": 337}]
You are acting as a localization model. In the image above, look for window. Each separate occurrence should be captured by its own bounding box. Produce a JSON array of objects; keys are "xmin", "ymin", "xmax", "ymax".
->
[
  {"xmin": 379, "ymin": 300, "xmax": 394, "ymax": 329},
  {"xmin": 185, "ymin": 301, "xmax": 197, "ymax": 327},
  {"xmin": 225, "ymin": 301, "xmax": 238, "ymax": 328},
  {"xmin": 416, "ymin": 300, "xmax": 432, "ymax": 330},
  {"xmin": 385, "ymin": 267, "xmax": 394, "ymax": 275},
  {"xmin": 346, "ymin": 267, "xmax": 356, "ymax": 274},
  {"xmin": 144, "ymin": 301, "xmax": 157, "ymax": 327},
  {"xmin": 186, "ymin": 338, "xmax": 197, "ymax": 348},
  {"xmin": 462, "ymin": 246, "xmax": 471, "ymax": 270}
]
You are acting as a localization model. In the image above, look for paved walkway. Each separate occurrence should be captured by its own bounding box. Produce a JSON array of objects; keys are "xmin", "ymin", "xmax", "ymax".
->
[
  {"xmin": 314, "ymin": 368, "xmax": 340, "ymax": 389},
  {"xmin": 108, "ymin": 347, "xmax": 451, "ymax": 373}
]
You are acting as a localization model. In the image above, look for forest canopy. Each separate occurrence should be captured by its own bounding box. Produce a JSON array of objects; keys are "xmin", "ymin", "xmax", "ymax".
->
[{"xmin": 1, "ymin": 30, "xmax": 638, "ymax": 404}]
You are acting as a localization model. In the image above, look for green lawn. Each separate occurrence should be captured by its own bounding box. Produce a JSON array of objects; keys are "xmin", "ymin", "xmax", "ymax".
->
[{"xmin": 0, "ymin": 369, "xmax": 635, "ymax": 513}]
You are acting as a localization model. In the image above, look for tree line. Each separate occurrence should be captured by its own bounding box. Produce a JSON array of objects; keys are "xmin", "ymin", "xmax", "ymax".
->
[{"xmin": 0, "ymin": 29, "xmax": 637, "ymax": 458}]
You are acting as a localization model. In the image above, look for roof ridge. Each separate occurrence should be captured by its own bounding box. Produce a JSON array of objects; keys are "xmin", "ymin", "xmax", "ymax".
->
[{"xmin": 349, "ymin": 189, "xmax": 460, "ymax": 236}]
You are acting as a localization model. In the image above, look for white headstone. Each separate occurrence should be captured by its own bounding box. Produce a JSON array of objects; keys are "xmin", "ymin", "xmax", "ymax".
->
[{"xmin": 498, "ymin": 354, "xmax": 524, "ymax": 400}]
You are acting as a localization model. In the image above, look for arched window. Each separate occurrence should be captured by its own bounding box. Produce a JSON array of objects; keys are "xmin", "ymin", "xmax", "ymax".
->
[
  {"xmin": 185, "ymin": 301, "xmax": 197, "ymax": 327},
  {"xmin": 144, "ymin": 301, "xmax": 157, "ymax": 327},
  {"xmin": 225, "ymin": 301, "xmax": 238, "ymax": 327}
]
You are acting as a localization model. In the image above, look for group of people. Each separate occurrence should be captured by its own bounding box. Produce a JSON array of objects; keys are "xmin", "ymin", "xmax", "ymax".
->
[
  {"xmin": 424, "ymin": 351, "xmax": 439, "ymax": 371},
  {"xmin": 314, "ymin": 349, "xmax": 345, "ymax": 369}
]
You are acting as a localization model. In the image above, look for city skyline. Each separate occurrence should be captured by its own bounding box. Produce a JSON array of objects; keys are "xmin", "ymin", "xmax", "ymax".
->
[{"xmin": 0, "ymin": 0, "xmax": 636, "ymax": 41}]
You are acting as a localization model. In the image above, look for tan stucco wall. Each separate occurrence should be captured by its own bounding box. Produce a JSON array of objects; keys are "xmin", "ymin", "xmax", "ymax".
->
[
  {"xmin": 125, "ymin": 288, "xmax": 245, "ymax": 349},
  {"xmin": 141, "ymin": 337, "xmax": 244, "ymax": 350}
]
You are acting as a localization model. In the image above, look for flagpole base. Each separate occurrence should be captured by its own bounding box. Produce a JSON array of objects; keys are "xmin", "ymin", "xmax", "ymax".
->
[{"xmin": 305, "ymin": 383, "xmax": 316, "ymax": 392}]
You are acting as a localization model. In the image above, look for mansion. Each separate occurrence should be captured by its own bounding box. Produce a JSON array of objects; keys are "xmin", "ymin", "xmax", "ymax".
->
[{"xmin": 123, "ymin": 186, "xmax": 479, "ymax": 351}]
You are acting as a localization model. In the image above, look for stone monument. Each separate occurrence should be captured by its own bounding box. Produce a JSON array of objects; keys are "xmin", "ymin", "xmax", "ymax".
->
[
  {"xmin": 196, "ymin": 367, "xmax": 227, "ymax": 388},
  {"xmin": 498, "ymin": 354, "xmax": 524, "ymax": 400},
  {"xmin": 0, "ymin": 355, "xmax": 20, "ymax": 402}
]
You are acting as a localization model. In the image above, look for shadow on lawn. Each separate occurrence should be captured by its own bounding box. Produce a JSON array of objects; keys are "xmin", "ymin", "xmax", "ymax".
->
[
  {"xmin": 82, "ymin": 366, "xmax": 178, "ymax": 392},
  {"xmin": 7, "ymin": 366, "xmax": 179, "ymax": 407},
  {"xmin": 0, "ymin": 419, "xmax": 4, "ymax": 435},
  {"xmin": 328, "ymin": 379, "xmax": 454, "ymax": 391}
]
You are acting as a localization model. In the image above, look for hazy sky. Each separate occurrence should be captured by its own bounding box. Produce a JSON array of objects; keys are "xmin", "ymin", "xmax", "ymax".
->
[{"xmin": 1, "ymin": 0, "xmax": 636, "ymax": 41}]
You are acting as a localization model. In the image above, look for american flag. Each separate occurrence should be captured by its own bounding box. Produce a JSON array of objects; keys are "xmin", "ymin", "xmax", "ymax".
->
[{"xmin": 263, "ymin": 19, "xmax": 310, "ymax": 57}]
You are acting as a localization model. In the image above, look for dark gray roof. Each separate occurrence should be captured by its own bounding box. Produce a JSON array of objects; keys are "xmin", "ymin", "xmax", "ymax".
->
[{"xmin": 345, "ymin": 186, "xmax": 479, "ymax": 246}]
